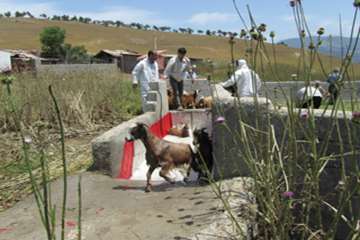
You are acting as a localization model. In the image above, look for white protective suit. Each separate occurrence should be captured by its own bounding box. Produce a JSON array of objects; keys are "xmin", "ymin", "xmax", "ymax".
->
[
  {"xmin": 221, "ymin": 59, "xmax": 262, "ymax": 97},
  {"xmin": 132, "ymin": 58, "xmax": 159, "ymax": 111},
  {"xmin": 296, "ymin": 86, "xmax": 323, "ymax": 106}
]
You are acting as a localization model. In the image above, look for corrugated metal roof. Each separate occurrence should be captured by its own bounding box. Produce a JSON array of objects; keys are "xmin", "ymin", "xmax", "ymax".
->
[
  {"xmin": 0, "ymin": 49, "xmax": 42, "ymax": 60},
  {"xmin": 99, "ymin": 49, "xmax": 139, "ymax": 57}
]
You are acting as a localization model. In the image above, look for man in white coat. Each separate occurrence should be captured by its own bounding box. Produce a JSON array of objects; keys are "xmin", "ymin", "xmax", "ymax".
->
[
  {"xmin": 221, "ymin": 59, "xmax": 262, "ymax": 97},
  {"xmin": 132, "ymin": 50, "xmax": 159, "ymax": 112}
]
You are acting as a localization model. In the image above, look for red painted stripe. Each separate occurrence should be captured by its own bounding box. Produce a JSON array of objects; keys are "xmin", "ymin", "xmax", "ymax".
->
[
  {"xmin": 118, "ymin": 140, "xmax": 135, "ymax": 179},
  {"xmin": 118, "ymin": 113, "xmax": 173, "ymax": 179}
]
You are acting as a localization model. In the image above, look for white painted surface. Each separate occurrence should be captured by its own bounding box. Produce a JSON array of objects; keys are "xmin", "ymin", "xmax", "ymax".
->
[{"xmin": 0, "ymin": 50, "xmax": 12, "ymax": 73}]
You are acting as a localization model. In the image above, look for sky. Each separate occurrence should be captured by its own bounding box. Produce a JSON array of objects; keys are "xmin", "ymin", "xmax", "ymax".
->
[{"xmin": 0, "ymin": 0, "xmax": 358, "ymax": 40}]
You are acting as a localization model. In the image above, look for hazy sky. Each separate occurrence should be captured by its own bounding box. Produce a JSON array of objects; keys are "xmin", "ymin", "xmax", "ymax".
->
[{"xmin": 0, "ymin": 0, "xmax": 358, "ymax": 40}]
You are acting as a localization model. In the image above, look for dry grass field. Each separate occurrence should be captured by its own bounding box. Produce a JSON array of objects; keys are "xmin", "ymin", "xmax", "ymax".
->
[{"xmin": 1, "ymin": 18, "xmax": 360, "ymax": 80}]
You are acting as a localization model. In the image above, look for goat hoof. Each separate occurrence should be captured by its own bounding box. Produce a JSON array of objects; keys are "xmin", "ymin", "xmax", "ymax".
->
[{"xmin": 145, "ymin": 186, "xmax": 152, "ymax": 193}]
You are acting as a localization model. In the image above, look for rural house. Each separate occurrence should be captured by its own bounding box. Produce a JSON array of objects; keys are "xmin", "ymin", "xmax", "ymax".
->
[
  {"xmin": 94, "ymin": 49, "xmax": 140, "ymax": 73},
  {"xmin": 0, "ymin": 49, "xmax": 45, "ymax": 73}
]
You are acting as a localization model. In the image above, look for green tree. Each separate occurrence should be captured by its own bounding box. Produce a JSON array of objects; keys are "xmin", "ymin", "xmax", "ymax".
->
[
  {"xmin": 62, "ymin": 44, "xmax": 90, "ymax": 64},
  {"xmin": 4, "ymin": 11, "xmax": 11, "ymax": 17},
  {"xmin": 40, "ymin": 26, "xmax": 66, "ymax": 58}
]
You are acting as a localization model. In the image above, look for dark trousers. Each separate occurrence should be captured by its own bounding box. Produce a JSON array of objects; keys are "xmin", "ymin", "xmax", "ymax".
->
[
  {"xmin": 170, "ymin": 76, "xmax": 183, "ymax": 108},
  {"xmin": 302, "ymin": 97, "xmax": 322, "ymax": 109},
  {"xmin": 328, "ymin": 84, "xmax": 338, "ymax": 105}
]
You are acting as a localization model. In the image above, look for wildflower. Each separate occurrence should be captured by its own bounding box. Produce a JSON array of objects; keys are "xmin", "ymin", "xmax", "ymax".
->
[
  {"xmin": 215, "ymin": 116, "xmax": 225, "ymax": 124},
  {"xmin": 270, "ymin": 31, "xmax": 276, "ymax": 39},
  {"xmin": 300, "ymin": 30, "xmax": 306, "ymax": 38},
  {"xmin": 300, "ymin": 111, "xmax": 309, "ymax": 119},
  {"xmin": 1, "ymin": 76, "xmax": 14, "ymax": 85},
  {"xmin": 317, "ymin": 40, "xmax": 323, "ymax": 46},
  {"xmin": 308, "ymin": 42, "xmax": 316, "ymax": 50},
  {"xmin": 282, "ymin": 191, "xmax": 295, "ymax": 198},
  {"xmin": 317, "ymin": 27, "xmax": 325, "ymax": 36},
  {"xmin": 352, "ymin": 112, "xmax": 360, "ymax": 123},
  {"xmin": 24, "ymin": 136, "xmax": 33, "ymax": 145},
  {"xmin": 250, "ymin": 28, "xmax": 259, "ymax": 40},
  {"xmin": 240, "ymin": 29, "xmax": 247, "ymax": 38},
  {"xmin": 354, "ymin": 0, "xmax": 360, "ymax": 8},
  {"xmin": 66, "ymin": 221, "xmax": 76, "ymax": 228},
  {"xmin": 258, "ymin": 23, "xmax": 267, "ymax": 32}
]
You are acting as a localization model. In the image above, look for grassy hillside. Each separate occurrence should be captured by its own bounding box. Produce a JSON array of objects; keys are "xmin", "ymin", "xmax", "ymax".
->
[{"xmin": 0, "ymin": 17, "xmax": 359, "ymax": 80}]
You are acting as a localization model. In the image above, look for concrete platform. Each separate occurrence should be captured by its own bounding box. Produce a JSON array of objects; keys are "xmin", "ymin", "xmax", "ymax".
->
[{"xmin": 0, "ymin": 173, "xmax": 220, "ymax": 240}]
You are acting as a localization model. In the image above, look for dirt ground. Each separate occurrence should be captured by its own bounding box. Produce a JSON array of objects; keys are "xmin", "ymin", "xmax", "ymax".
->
[{"xmin": 0, "ymin": 172, "xmax": 227, "ymax": 240}]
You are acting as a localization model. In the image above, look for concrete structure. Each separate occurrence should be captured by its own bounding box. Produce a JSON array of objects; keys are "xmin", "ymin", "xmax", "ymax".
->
[
  {"xmin": 260, "ymin": 80, "xmax": 360, "ymax": 102},
  {"xmin": 212, "ymin": 84, "xmax": 360, "ymax": 238},
  {"xmin": 36, "ymin": 63, "xmax": 118, "ymax": 75}
]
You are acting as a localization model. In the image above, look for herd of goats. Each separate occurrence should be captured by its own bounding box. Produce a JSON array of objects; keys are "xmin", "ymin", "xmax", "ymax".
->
[{"xmin": 167, "ymin": 89, "xmax": 213, "ymax": 110}]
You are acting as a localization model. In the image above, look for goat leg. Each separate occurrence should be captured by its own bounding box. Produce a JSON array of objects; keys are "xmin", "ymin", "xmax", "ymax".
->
[
  {"xmin": 159, "ymin": 163, "xmax": 176, "ymax": 184},
  {"xmin": 145, "ymin": 165, "xmax": 156, "ymax": 192}
]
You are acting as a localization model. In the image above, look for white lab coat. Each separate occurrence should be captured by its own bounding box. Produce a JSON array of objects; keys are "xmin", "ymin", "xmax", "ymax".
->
[
  {"xmin": 132, "ymin": 58, "xmax": 159, "ymax": 111},
  {"xmin": 221, "ymin": 65, "xmax": 261, "ymax": 97}
]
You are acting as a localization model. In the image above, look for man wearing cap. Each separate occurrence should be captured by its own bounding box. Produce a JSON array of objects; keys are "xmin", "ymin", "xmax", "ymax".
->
[
  {"xmin": 326, "ymin": 68, "xmax": 341, "ymax": 104},
  {"xmin": 221, "ymin": 59, "xmax": 262, "ymax": 97},
  {"xmin": 164, "ymin": 47, "xmax": 193, "ymax": 110},
  {"xmin": 132, "ymin": 50, "xmax": 159, "ymax": 112}
]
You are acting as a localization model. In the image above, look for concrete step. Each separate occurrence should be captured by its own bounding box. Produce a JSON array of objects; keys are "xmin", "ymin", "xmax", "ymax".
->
[
  {"xmin": 144, "ymin": 101, "xmax": 156, "ymax": 112},
  {"xmin": 146, "ymin": 91, "xmax": 158, "ymax": 102}
]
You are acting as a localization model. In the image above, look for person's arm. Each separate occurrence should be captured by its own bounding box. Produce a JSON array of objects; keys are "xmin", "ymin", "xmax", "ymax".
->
[
  {"xmin": 132, "ymin": 61, "xmax": 143, "ymax": 88},
  {"xmin": 154, "ymin": 62, "xmax": 159, "ymax": 82},
  {"xmin": 164, "ymin": 58, "xmax": 175, "ymax": 79},
  {"xmin": 221, "ymin": 73, "xmax": 237, "ymax": 88}
]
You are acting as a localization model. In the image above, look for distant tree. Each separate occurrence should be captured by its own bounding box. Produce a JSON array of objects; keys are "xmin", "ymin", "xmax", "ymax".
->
[
  {"xmin": 51, "ymin": 15, "xmax": 61, "ymax": 21},
  {"xmin": 144, "ymin": 24, "xmax": 151, "ymax": 30},
  {"xmin": 0, "ymin": 14, "xmax": 3, "ymax": 18},
  {"xmin": 197, "ymin": 30, "xmax": 204, "ymax": 34},
  {"xmin": 173, "ymin": 29, "xmax": 178, "ymax": 33},
  {"xmin": 116, "ymin": 20, "xmax": 124, "ymax": 27},
  {"xmin": 62, "ymin": 44, "xmax": 90, "ymax": 63},
  {"xmin": 178, "ymin": 28, "xmax": 186, "ymax": 33},
  {"xmin": 25, "ymin": 12, "xmax": 34, "ymax": 18},
  {"xmin": 70, "ymin": 16, "xmax": 78, "ymax": 21},
  {"xmin": 4, "ymin": 11, "xmax": 11, "ymax": 18},
  {"xmin": 153, "ymin": 25, "xmax": 159, "ymax": 31},
  {"xmin": 78, "ymin": 16, "xmax": 84, "ymax": 22},
  {"xmin": 40, "ymin": 26, "xmax": 66, "ymax": 58},
  {"xmin": 84, "ymin": 17, "xmax": 91, "ymax": 24},
  {"xmin": 206, "ymin": 30, "xmax": 212, "ymax": 36},
  {"xmin": 40, "ymin": 13, "xmax": 47, "ymax": 19},
  {"xmin": 61, "ymin": 15, "xmax": 69, "ymax": 21},
  {"xmin": 187, "ymin": 28, "xmax": 194, "ymax": 34},
  {"xmin": 15, "ymin": 11, "xmax": 23, "ymax": 17}
]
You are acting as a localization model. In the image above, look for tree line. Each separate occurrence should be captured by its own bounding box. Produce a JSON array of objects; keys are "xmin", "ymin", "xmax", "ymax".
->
[{"xmin": 0, "ymin": 11, "xmax": 239, "ymax": 38}]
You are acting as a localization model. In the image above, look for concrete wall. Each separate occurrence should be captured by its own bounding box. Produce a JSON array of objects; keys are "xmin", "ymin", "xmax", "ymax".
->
[
  {"xmin": 260, "ymin": 80, "xmax": 360, "ymax": 101},
  {"xmin": 36, "ymin": 63, "xmax": 118, "ymax": 75},
  {"xmin": 91, "ymin": 81, "xmax": 168, "ymax": 177},
  {"xmin": 212, "ymin": 84, "xmax": 360, "ymax": 238}
]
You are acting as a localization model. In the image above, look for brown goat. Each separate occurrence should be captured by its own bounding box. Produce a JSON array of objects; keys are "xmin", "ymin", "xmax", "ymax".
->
[
  {"xmin": 181, "ymin": 90, "xmax": 199, "ymax": 109},
  {"xmin": 128, "ymin": 123, "xmax": 195, "ymax": 192},
  {"xmin": 168, "ymin": 124, "xmax": 190, "ymax": 138},
  {"xmin": 167, "ymin": 89, "xmax": 177, "ymax": 110},
  {"xmin": 196, "ymin": 96, "xmax": 213, "ymax": 109}
]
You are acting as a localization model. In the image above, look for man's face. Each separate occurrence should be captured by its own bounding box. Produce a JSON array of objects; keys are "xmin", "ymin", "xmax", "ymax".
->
[
  {"xmin": 149, "ymin": 54, "xmax": 158, "ymax": 63},
  {"xmin": 178, "ymin": 53, "xmax": 186, "ymax": 60}
]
